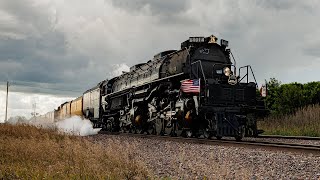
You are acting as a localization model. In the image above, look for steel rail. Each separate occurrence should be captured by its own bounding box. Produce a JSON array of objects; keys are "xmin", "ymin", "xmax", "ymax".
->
[
  {"xmin": 98, "ymin": 131, "xmax": 320, "ymax": 155},
  {"xmin": 258, "ymin": 135, "xmax": 320, "ymax": 141}
]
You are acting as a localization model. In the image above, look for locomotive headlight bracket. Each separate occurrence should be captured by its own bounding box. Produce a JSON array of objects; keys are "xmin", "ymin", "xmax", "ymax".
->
[
  {"xmin": 223, "ymin": 67, "xmax": 231, "ymax": 76},
  {"xmin": 228, "ymin": 74, "xmax": 238, "ymax": 85}
]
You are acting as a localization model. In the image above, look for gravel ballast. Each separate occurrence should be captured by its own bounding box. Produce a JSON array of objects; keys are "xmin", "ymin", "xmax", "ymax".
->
[{"xmin": 88, "ymin": 134, "xmax": 320, "ymax": 179}]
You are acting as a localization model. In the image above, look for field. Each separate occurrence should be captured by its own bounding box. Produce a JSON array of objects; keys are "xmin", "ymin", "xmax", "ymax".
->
[
  {"xmin": 258, "ymin": 104, "xmax": 320, "ymax": 136},
  {"xmin": 0, "ymin": 124, "xmax": 149, "ymax": 179}
]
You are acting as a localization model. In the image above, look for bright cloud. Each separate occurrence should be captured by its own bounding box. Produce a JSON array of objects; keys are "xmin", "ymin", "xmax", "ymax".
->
[{"xmin": 0, "ymin": 90, "xmax": 73, "ymax": 122}]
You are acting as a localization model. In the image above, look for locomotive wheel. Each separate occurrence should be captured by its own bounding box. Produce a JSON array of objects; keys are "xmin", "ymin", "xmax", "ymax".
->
[
  {"xmin": 185, "ymin": 130, "xmax": 192, "ymax": 138},
  {"xmin": 203, "ymin": 128, "xmax": 212, "ymax": 139},
  {"xmin": 174, "ymin": 121, "xmax": 184, "ymax": 137},
  {"xmin": 155, "ymin": 119, "xmax": 163, "ymax": 135},
  {"xmin": 106, "ymin": 120, "xmax": 113, "ymax": 132},
  {"xmin": 235, "ymin": 125, "xmax": 245, "ymax": 141},
  {"xmin": 135, "ymin": 128, "xmax": 143, "ymax": 134},
  {"xmin": 164, "ymin": 121, "xmax": 174, "ymax": 136},
  {"xmin": 159, "ymin": 119, "xmax": 174, "ymax": 136},
  {"xmin": 147, "ymin": 122, "xmax": 156, "ymax": 135}
]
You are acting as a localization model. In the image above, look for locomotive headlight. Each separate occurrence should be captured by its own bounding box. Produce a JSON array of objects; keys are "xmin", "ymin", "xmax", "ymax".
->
[
  {"xmin": 223, "ymin": 67, "xmax": 231, "ymax": 76},
  {"xmin": 216, "ymin": 69, "xmax": 223, "ymax": 74}
]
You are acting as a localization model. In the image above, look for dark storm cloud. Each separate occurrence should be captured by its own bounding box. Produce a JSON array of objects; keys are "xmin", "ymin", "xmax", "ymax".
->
[
  {"xmin": 0, "ymin": 30, "xmax": 90, "ymax": 86},
  {"xmin": 0, "ymin": 1, "xmax": 107, "ymax": 96},
  {"xmin": 1, "ymin": 0, "xmax": 320, "ymax": 99},
  {"xmin": 0, "ymin": 1, "xmax": 64, "ymax": 82}
]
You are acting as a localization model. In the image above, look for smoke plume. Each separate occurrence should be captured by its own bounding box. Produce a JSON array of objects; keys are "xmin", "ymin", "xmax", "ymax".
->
[
  {"xmin": 55, "ymin": 116, "xmax": 101, "ymax": 136},
  {"xmin": 4, "ymin": 115, "xmax": 101, "ymax": 136}
]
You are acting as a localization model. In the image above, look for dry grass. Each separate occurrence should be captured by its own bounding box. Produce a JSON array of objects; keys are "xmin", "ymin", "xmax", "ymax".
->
[
  {"xmin": 258, "ymin": 104, "xmax": 320, "ymax": 136},
  {"xmin": 0, "ymin": 123, "xmax": 150, "ymax": 179}
]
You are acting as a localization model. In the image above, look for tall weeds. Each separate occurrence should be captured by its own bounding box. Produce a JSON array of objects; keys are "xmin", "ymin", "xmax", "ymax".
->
[
  {"xmin": 0, "ymin": 124, "xmax": 149, "ymax": 179},
  {"xmin": 258, "ymin": 104, "xmax": 320, "ymax": 136}
]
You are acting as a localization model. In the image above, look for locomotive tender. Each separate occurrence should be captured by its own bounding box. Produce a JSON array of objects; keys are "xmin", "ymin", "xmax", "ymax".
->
[{"xmin": 54, "ymin": 35, "xmax": 267, "ymax": 140}]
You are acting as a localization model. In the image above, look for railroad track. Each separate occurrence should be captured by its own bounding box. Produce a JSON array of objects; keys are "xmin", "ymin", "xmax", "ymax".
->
[
  {"xmin": 258, "ymin": 135, "xmax": 320, "ymax": 140},
  {"xmin": 99, "ymin": 131, "xmax": 320, "ymax": 154}
]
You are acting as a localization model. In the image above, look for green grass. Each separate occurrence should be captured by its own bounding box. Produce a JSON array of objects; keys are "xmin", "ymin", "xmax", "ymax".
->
[
  {"xmin": 258, "ymin": 104, "xmax": 320, "ymax": 136},
  {"xmin": 0, "ymin": 123, "xmax": 150, "ymax": 179}
]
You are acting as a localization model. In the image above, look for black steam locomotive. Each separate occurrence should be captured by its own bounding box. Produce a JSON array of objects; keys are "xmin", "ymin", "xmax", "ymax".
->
[{"xmin": 85, "ymin": 35, "xmax": 266, "ymax": 140}]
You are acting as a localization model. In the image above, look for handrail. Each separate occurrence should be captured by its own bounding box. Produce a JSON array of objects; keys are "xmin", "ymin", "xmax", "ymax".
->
[
  {"xmin": 191, "ymin": 60, "xmax": 206, "ymax": 82},
  {"xmin": 230, "ymin": 51, "xmax": 237, "ymax": 76},
  {"xmin": 238, "ymin": 65, "xmax": 258, "ymax": 87}
]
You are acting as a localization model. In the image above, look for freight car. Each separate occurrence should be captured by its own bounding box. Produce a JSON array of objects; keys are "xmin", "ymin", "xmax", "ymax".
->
[
  {"xmin": 58, "ymin": 101, "xmax": 71, "ymax": 120},
  {"xmin": 82, "ymin": 81, "xmax": 108, "ymax": 127},
  {"xmin": 53, "ymin": 96, "xmax": 83, "ymax": 121},
  {"xmin": 39, "ymin": 110, "xmax": 55, "ymax": 123},
  {"xmin": 52, "ymin": 35, "xmax": 267, "ymax": 140},
  {"xmin": 70, "ymin": 96, "xmax": 83, "ymax": 117}
]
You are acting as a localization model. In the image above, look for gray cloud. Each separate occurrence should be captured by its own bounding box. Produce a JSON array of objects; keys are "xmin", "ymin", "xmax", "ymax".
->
[
  {"xmin": 256, "ymin": 0, "xmax": 317, "ymax": 12},
  {"xmin": 0, "ymin": 0, "xmax": 320, "ymax": 100},
  {"xmin": 110, "ymin": 0, "xmax": 191, "ymax": 15}
]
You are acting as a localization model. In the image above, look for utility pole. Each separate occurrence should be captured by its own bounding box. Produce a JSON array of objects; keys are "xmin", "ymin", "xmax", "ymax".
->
[
  {"xmin": 5, "ymin": 81, "xmax": 9, "ymax": 123},
  {"xmin": 31, "ymin": 100, "xmax": 38, "ymax": 121}
]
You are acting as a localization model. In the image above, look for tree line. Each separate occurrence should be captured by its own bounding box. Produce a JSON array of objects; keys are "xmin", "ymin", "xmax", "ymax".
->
[{"xmin": 264, "ymin": 78, "xmax": 320, "ymax": 115}]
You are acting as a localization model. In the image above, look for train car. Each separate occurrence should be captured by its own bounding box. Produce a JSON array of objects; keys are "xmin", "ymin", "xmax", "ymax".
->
[
  {"xmin": 59, "ymin": 101, "xmax": 71, "ymax": 120},
  {"xmin": 54, "ymin": 106, "xmax": 61, "ymax": 122},
  {"xmin": 71, "ymin": 96, "xmax": 83, "ymax": 117},
  {"xmin": 66, "ymin": 102, "xmax": 71, "ymax": 118},
  {"xmin": 45, "ymin": 111, "xmax": 55, "ymax": 123},
  {"xmin": 38, "ymin": 110, "xmax": 55, "ymax": 123},
  {"xmin": 82, "ymin": 83, "xmax": 101, "ymax": 121},
  {"xmin": 98, "ymin": 35, "xmax": 267, "ymax": 140}
]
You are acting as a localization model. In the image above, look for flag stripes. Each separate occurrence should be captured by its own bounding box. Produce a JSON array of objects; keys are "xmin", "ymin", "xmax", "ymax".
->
[{"xmin": 181, "ymin": 79, "xmax": 200, "ymax": 93}]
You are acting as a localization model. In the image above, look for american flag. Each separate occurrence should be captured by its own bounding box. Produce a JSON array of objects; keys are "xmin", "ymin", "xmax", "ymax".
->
[{"xmin": 181, "ymin": 79, "xmax": 200, "ymax": 93}]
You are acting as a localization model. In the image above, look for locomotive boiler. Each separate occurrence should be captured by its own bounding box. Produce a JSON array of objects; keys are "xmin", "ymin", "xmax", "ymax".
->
[{"xmin": 86, "ymin": 35, "xmax": 266, "ymax": 140}]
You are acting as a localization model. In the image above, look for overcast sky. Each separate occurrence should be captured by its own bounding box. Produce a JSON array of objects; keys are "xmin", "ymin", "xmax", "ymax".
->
[{"xmin": 1, "ymin": 0, "xmax": 320, "ymax": 121}]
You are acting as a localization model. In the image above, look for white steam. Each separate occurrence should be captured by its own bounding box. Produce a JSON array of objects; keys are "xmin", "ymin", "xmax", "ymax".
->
[
  {"xmin": 55, "ymin": 116, "xmax": 101, "ymax": 136},
  {"xmin": 6, "ymin": 116, "xmax": 29, "ymax": 125},
  {"xmin": 4, "ymin": 115, "xmax": 101, "ymax": 136},
  {"xmin": 110, "ymin": 63, "xmax": 130, "ymax": 77}
]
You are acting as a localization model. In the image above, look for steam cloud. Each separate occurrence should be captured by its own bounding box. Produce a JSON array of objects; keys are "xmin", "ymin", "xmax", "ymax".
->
[
  {"xmin": 6, "ymin": 115, "xmax": 101, "ymax": 136},
  {"xmin": 55, "ymin": 116, "xmax": 101, "ymax": 136}
]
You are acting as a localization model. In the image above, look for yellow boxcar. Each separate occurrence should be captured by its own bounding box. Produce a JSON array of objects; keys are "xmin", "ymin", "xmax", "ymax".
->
[
  {"xmin": 71, "ymin": 96, "xmax": 83, "ymax": 117},
  {"xmin": 60, "ymin": 101, "xmax": 71, "ymax": 120},
  {"xmin": 55, "ymin": 107, "xmax": 61, "ymax": 122},
  {"xmin": 54, "ymin": 109, "xmax": 60, "ymax": 122},
  {"xmin": 66, "ymin": 102, "xmax": 71, "ymax": 118}
]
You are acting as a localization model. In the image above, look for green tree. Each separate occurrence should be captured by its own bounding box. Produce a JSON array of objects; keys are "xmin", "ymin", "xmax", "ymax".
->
[
  {"xmin": 303, "ymin": 81, "xmax": 320, "ymax": 104},
  {"xmin": 273, "ymin": 83, "xmax": 305, "ymax": 114},
  {"xmin": 265, "ymin": 78, "xmax": 281, "ymax": 114},
  {"xmin": 264, "ymin": 78, "xmax": 320, "ymax": 115}
]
